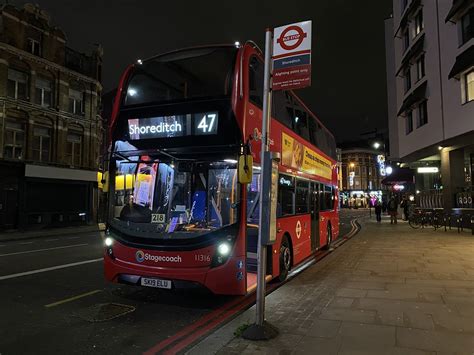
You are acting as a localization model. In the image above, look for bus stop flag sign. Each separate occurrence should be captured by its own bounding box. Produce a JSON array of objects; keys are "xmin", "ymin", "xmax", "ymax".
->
[{"xmin": 272, "ymin": 21, "xmax": 312, "ymax": 91}]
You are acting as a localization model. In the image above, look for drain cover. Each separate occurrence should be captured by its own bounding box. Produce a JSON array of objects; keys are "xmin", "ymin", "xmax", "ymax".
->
[{"xmin": 74, "ymin": 303, "xmax": 135, "ymax": 322}]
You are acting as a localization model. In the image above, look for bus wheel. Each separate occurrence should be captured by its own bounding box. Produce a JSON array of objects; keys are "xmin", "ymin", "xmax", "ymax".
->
[
  {"xmin": 278, "ymin": 236, "xmax": 291, "ymax": 282},
  {"xmin": 322, "ymin": 224, "xmax": 332, "ymax": 250}
]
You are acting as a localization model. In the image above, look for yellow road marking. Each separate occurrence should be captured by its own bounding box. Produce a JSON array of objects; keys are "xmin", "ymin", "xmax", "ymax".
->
[{"xmin": 45, "ymin": 289, "xmax": 102, "ymax": 308}]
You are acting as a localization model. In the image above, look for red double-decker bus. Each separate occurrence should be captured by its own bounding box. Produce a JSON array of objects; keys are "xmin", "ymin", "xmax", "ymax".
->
[{"xmin": 103, "ymin": 42, "xmax": 339, "ymax": 295}]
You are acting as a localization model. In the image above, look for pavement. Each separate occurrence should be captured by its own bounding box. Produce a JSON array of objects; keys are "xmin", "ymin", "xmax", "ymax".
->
[{"xmin": 187, "ymin": 214, "xmax": 474, "ymax": 355}]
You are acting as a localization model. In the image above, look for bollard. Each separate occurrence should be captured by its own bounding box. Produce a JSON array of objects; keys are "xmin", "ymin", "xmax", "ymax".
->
[
  {"xmin": 444, "ymin": 215, "xmax": 447, "ymax": 232},
  {"xmin": 449, "ymin": 215, "xmax": 452, "ymax": 230},
  {"xmin": 457, "ymin": 216, "xmax": 461, "ymax": 234}
]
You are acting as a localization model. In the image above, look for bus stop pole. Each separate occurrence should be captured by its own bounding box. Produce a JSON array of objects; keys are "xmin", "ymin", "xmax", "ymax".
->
[
  {"xmin": 242, "ymin": 28, "xmax": 278, "ymax": 341},
  {"xmin": 256, "ymin": 28, "xmax": 273, "ymax": 327}
]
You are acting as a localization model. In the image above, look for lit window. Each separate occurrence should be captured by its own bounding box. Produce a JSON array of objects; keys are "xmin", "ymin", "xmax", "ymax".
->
[{"xmin": 466, "ymin": 70, "xmax": 474, "ymax": 103}]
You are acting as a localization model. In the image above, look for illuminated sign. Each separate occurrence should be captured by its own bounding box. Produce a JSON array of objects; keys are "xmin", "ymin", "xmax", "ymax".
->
[
  {"xmin": 279, "ymin": 176, "xmax": 293, "ymax": 187},
  {"xmin": 128, "ymin": 112, "xmax": 218, "ymax": 140},
  {"xmin": 377, "ymin": 155, "xmax": 386, "ymax": 176},
  {"xmin": 417, "ymin": 167, "xmax": 439, "ymax": 173}
]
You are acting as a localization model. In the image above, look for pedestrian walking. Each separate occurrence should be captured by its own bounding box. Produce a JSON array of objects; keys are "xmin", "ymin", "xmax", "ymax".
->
[
  {"xmin": 400, "ymin": 196, "xmax": 409, "ymax": 221},
  {"xmin": 387, "ymin": 195, "xmax": 398, "ymax": 224},
  {"xmin": 374, "ymin": 200, "xmax": 382, "ymax": 222}
]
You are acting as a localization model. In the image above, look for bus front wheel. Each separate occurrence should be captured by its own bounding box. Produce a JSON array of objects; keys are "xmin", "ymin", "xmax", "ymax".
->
[{"xmin": 278, "ymin": 236, "xmax": 291, "ymax": 282}]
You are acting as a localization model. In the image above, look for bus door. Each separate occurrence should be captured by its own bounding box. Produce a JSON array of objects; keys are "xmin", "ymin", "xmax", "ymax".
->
[{"xmin": 310, "ymin": 182, "xmax": 320, "ymax": 251}]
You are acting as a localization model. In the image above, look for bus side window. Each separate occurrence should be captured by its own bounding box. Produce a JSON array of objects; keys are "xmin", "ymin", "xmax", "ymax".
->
[
  {"xmin": 319, "ymin": 184, "xmax": 332, "ymax": 211},
  {"xmin": 295, "ymin": 179, "xmax": 309, "ymax": 214},
  {"xmin": 272, "ymin": 90, "xmax": 293, "ymax": 129},
  {"xmin": 278, "ymin": 174, "xmax": 295, "ymax": 216},
  {"xmin": 248, "ymin": 56, "xmax": 264, "ymax": 108},
  {"xmin": 294, "ymin": 109, "xmax": 310, "ymax": 142}
]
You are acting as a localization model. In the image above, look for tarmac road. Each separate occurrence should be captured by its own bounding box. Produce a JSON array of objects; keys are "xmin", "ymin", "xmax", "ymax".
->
[{"xmin": 0, "ymin": 209, "xmax": 362, "ymax": 354}]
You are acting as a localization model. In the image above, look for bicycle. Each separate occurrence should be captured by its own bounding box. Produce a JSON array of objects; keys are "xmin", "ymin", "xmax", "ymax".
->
[{"xmin": 408, "ymin": 209, "xmax": 442, "ymax": 230}]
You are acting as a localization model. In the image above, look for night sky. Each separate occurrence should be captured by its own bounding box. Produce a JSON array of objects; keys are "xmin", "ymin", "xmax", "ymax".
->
[{"xmin": 9, "ymin": 0, "xmax": 392, "ymax": 142}]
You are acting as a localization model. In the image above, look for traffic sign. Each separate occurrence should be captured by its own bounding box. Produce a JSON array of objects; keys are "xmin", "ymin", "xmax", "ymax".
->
[{"xmin": 272, "ymin": 20, "xmax": 312, "ymax": 91}]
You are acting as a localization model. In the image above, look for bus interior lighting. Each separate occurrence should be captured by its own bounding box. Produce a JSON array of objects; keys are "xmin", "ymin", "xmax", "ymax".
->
[
  {"xmin": 127, "ymin": 88, "xmax": 137, "ymax": 97},
  {"xmin": 137, "ymin": 59, "xmax": 143, "ymax": 65},
  {"xmin": 224, "ymin": 159, "xmax": 238, "ymax": 164}
]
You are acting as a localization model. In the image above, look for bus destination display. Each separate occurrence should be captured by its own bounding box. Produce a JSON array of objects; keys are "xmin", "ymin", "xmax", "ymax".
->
[{"xmin": 128, "ymin": 112, "xmax": 218, "ymax": 140}]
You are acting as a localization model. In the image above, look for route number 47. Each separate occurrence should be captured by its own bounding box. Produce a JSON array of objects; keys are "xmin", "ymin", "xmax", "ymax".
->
[{"xmin": 197, "ymin": 113, "xmax": 217, "ymax": 134}]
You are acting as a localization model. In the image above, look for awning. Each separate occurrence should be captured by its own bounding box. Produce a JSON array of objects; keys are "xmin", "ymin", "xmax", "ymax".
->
[
  {"xmin": 381, "ymin": 168, "xmax": 415, "ymax": 185},
  {"xmin": 397, "ymin": 81, "xmax": 427, "ymax": 116},
  {"xmin": 448, "ymin": 45, "xmax": 474, "ymax": 79},
  {"xmin": 396, "ymin": 34, "xmax": 425, "ymax": 76},
  {"xmin": 394, "ymin": 0, "xmax": 421, "ymax": 37},
  {"xmin": 445, "ymin": 0, "xmax": 471, "ymax": 23}
]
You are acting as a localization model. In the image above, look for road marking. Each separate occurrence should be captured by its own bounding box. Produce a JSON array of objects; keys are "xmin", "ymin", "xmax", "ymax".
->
[
  {"xmin": 45, "ymin": 239, "xmax": 59, "ymax": 242},
  {"xmin": 45, "ymin": 289, "xmax": 102, "ymax": 308},
  {"xmin": 0, "ymin": 258, "xmax": 102, "ymax": 281},
  {"xmin": 0, "ymin": 244, "xmax": 89, "ymax": 257},
  {"xmin": 20, "ymin": 242, "xmax": 33, "ymax": 245}
]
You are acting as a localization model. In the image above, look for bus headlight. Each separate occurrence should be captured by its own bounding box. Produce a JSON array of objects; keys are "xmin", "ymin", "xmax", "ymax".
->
[
  {"xmin": 217, "ymin": 242, "xmax": 231, "ymax": 256},
  {"xmin": 211, "ymin": 240, "xmax": 233, "ymax": 267},
  {"xmin": 104, "ymin": 237, "xmax": 114, "ymax": 247}
]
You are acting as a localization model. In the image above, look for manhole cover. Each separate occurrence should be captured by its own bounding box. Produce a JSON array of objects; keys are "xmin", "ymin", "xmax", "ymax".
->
[{"xmin": 74, "ymin": 303, "xmax": 135, "ymax": 322}]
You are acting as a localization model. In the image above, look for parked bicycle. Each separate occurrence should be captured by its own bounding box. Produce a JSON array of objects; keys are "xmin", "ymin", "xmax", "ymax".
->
[{"xmin": 408, "ymin": 209, "xmax": 442, "ymax": 230}]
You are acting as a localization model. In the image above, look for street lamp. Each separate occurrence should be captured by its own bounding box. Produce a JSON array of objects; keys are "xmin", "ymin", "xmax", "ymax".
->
[
  {"xmin": 350, "ymin": 162, "xmax": 355, "ymax": 168},
  {"xmin": 373, "ymin": 142, "xmax": 381, "ymax": 149}
]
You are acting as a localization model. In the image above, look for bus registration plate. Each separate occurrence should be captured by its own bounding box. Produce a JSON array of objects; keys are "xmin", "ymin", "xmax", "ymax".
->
[{"xmin": 140, "ymin": 277, "xmax": 172, "ymax": 289}]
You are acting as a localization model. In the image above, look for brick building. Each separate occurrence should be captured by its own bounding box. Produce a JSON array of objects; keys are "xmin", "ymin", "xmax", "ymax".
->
[{"xmin": 0, "ymin": 3, "xmax": 103, "ymax": 230}]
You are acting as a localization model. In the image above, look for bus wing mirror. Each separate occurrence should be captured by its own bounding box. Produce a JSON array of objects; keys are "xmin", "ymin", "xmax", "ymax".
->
[{"xmin": 238, "ymin": 155, "xmax": 253, "ymax": 184}]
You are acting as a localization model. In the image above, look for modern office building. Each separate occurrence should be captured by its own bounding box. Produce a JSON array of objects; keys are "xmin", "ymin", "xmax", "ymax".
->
[
  {"xmin": 385, "ymin": 0, "xmax": 474, "ymax": 210},
  {"xmin": 0, "ymin": 3, "xmax": 103, "ymax": 230}
]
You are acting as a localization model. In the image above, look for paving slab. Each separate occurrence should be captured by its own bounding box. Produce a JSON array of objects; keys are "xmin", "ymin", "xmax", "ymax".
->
[{"xmin": 187, "ymin": 213, "xmax": 474, "ymax": 355}]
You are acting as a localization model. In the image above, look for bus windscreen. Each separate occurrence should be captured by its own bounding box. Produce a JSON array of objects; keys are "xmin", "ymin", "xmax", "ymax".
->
[{"xmin": 124, "ymin": 47, "xmax": 237, "ymax": 107}]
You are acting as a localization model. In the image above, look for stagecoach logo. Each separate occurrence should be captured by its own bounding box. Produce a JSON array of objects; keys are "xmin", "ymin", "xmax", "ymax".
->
[
  {"xmin": 296, "ymin": 220, "xmax": 302, "ymax": 239},
  {"xmin": 135, "ymin": 250, "xmax": 183, "ymax": 263},
  {"xmin": 277, "ymin": 25, "xmax": 307, "ymax": 51},
  {"xmin": 136, "ymin": 250, "xmax": 145, "ymax": 263}
]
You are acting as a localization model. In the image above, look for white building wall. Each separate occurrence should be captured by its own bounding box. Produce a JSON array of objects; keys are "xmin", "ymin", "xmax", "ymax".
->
[
  {"xmin": 438, "ymin": 2, "xmax": 474, "ymax": 139},
  {"xmin": 386, "ymin": 0, "xmax": 474, "ymax": 160}
]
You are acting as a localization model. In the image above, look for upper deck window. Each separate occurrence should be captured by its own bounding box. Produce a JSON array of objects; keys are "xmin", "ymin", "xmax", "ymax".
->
[{"xmin": 124, "ymin": 47, "xmax": 237, "ymax": 106}]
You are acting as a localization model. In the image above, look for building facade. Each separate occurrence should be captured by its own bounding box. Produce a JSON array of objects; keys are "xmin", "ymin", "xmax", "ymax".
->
[
  {"xmin": 385, "ymin": 0, "xmax": 474, "ymax": 210},
  {"xmin": 339, "ymin": 143, "xmax": 386, "ymax": 207},
  {"xmin": 0, "ymin": 4, "xmax": 103, "ymax": 230}
]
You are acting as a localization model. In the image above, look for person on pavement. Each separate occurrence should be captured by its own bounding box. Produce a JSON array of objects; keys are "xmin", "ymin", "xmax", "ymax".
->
[
  {"xmin": 400, "ymin": 196, "xmax": 409, "ymax": 221},
  {"xmin": 375, "ymin": 200, "xmax": 382, "ymax": 222},
  {"xmin": 387, "ymin": 195, "xmax": 398, "ymax": 224}
]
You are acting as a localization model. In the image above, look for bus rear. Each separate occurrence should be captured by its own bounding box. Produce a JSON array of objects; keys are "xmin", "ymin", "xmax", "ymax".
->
[{"xmin": 104, "ymin": 46, "xmax": 248, "ymax": 295}]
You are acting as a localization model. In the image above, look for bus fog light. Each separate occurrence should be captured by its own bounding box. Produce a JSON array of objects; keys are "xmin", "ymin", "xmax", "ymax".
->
[
  {"xmin": 217, "ymin": 242, "xmax": 231, "ymax": 256},
  {"xmin": 104, "ymin": 237, "xmax": 114, "ymax": 247}
]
